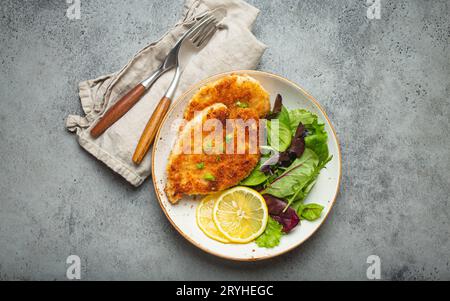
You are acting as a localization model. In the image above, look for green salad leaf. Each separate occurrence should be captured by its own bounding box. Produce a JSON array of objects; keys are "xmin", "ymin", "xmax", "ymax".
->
[
  {"xmin": 305, "ymin": 122, "xmax": 328, "ymax": 163},
  {"xmin": 267, "ymin": 119, "xmax": 292, "ymax": 152},
  {"xmin": 288, "ymin": 155, "xmax": 332, "ymax": 207},
  {"xmin": 278, "ymin": 105, "xmax": 291, "ymax": 128},
  {"xmin": 240, "ymin": 162, "xmax": 269, "ymax": 186},
  {"xmin": 262, "ymin": 148, "xmax": 319, "ymax": 199},
  {"xmin": 297, "ymin": 203, "xmax": 324, "ymax": 221},
  {"xmin": 255, "ymin": 217, "xmax": 283, "ymax": 248},
  {"xmin": 288, "ymin": 109, "xmax": 317, "ymax": 130},
  {"xmin": 288, "ymin": 109, "xmax": 329, "ymax": 163},
  {"xmin": 239, "ymin": 105, "xmax": 332, "ymax": 248}
]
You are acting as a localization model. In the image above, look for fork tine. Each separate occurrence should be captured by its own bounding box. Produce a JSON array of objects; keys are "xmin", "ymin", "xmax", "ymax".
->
[
  {"xmin": 190, "ymin": 17, "xmax": 217, "ymax": 44},
  {"xmin": 192, "ymin": 21, "xmax": 217, "ymax": 45},
  {"xmin": 195, "ymin": 24, "xmax": 217, "ymax": 47},
  {"xmin": 185, "ymin": 15, "xmax": 215, "ymax": 41}
]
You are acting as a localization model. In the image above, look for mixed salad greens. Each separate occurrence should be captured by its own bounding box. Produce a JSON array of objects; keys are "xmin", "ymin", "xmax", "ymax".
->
[{"xmin": 240, "ymin": 94, "xmax": 332, "ymax": 248}]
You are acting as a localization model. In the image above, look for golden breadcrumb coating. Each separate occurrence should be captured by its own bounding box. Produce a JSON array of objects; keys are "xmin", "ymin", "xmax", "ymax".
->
[
  {"xmin": 165, "ymin": 104, "xmax": 260, "ymax": 204},
  {"xmin": 183, "ymin": 74, "xmax": 270, "ymax": 121}
]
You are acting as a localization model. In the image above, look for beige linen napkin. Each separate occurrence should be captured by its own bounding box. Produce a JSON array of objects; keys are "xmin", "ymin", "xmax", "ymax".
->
[{"xmin": 66, "ymin": 0, "xmax": 266, "ymax": 186}]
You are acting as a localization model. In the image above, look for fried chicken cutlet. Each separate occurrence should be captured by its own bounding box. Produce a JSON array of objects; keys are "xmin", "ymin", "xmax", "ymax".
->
[
  {"xmin": 165, "ymin": 103, "xmax": 260, "ymax": 204},
  {"xmin": 183, "ymin": 74, "xmax": 270, "ymax": 121}
]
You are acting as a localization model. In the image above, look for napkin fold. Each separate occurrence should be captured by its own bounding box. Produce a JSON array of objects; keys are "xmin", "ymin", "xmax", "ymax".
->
[{"xmin": 66, "ymin": 0, "xmax": 266, "ymax": 186}]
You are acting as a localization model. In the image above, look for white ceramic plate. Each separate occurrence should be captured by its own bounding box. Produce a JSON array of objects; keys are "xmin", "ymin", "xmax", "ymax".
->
[{"xmin": 152, "ymin": 70, "xmax": 341, "ymax": 261}]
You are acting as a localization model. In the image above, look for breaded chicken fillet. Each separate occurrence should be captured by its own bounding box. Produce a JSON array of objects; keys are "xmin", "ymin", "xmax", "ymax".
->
[
  {"xmin": 165, "ymin": 104, "xmax": 260, "ymax": 204},
  {"xmin": 183, "ymin": 74, "xmax": 270, "ymax": 121}
]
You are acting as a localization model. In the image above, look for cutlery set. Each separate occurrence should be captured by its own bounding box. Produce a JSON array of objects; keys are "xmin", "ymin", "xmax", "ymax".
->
[{"xmin": 90, "ymin": 11, "xmax": 223, "ymax": 165}]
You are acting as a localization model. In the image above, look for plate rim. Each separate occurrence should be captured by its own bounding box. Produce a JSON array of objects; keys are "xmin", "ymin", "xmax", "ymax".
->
[{"xmin": 151, "ymin": 70, "xmax": 342, "ymax": 261}]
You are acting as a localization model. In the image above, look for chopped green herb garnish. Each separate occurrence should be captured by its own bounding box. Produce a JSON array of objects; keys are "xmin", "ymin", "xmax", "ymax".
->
[
  {"xmin": 196, "ymin": 162, "xmax": 205, "ymax": 169},
  {"xmin": 225, "ymin": 134, "xmax": 233, "ymax": 144},
  {"xmin": 216, "ymin": 155, "xmax": 221, "ymax": 162},
  {"xmin": 203, "ymin": 140, "xmax": 212, "ymax": 152},
  {"xmin": 235, "ymin": 101, "xmax": 249, "ymax": 108},
  {"xmin": 203, "ymin": 173, "xmax": 216, "ymax": 181}
]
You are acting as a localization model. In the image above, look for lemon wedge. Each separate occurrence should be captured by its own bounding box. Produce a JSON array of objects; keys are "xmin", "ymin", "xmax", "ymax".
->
[
  {"xmin": 196, "ymin": 193, "xmax": 230, "ymax": 243},
  {"xmin": 213, "ymin": 187, "xmax": 268, "ymax": 243}
]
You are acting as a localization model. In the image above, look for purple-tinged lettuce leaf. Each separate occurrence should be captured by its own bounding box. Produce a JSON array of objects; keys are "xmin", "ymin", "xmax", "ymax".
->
[
  {"xmin": 288, "ymin": 122, "xmax": 306, "ymax": 159},
  {"xmin": 263, "ymin": 194, "xmax": 300, "ymax": 233},
  {"xmin": 267, "ymin": 94, "xmax": 283, "ymax": 119}
]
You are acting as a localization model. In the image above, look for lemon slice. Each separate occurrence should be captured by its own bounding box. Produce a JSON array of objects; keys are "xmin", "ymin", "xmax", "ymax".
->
[
  {"xmin": 213, "ymin": 187, "xmax": 268, "ymax": 243},
  {"xmin": 196, "ymin": 193, "xmax": 230, "ymax": 243}
]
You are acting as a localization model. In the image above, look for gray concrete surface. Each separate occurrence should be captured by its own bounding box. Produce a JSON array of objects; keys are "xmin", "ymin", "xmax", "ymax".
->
[{"xmin": 0, "ymin": 0, "xmax": 449, "ymax": 280}]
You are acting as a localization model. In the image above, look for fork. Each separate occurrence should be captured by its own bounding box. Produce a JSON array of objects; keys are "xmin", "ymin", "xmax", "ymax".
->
[
  {"xmin": 90, "ymin": 12, "xmax": 219, "ymax": 139},
  {"xmin": 131, "ymin": 13, "xmax": 220, "ymax": 165}
]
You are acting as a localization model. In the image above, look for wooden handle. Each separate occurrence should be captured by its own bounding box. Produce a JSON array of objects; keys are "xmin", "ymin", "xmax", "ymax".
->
[
  {"xmin": 132, "ymin": 96, "xmax": 171, "ymax": 165},
  {"xmin": 90, "ymin": 84, "xmax": 146, "ymax": 138}
]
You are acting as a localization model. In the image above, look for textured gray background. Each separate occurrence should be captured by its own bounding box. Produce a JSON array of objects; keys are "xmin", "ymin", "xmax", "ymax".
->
[{"xmin": 0, "ymin": 0, "xmax": 449, "ymax": 280}]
